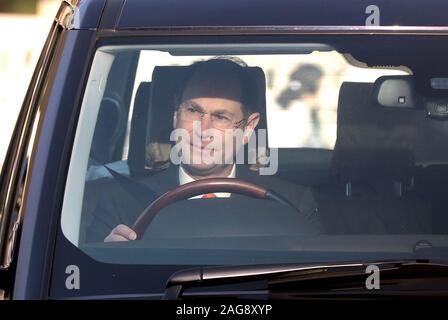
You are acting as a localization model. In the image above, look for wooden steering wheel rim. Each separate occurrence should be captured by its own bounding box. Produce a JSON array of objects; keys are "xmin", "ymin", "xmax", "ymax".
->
[{"xmin": 132, "ymin": 178, "xmax": 268, "ymax": 239}]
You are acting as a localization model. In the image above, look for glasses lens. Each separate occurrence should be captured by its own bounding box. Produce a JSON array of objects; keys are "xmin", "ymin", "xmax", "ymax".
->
[
  {"xmin": 179, "ymin": 104, "xmax": 245, "ymax": 130},
  {"xmin": 181, "ymin": 105, "xmax": 201, "ymax": 121}
]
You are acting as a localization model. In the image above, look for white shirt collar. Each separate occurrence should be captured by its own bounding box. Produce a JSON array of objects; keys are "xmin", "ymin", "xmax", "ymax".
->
[{"xmin": 179, "ymin": 165, "xmax": 236, "ymax": 198}]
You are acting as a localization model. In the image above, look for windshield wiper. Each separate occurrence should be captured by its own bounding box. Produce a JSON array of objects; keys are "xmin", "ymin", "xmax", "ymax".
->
[{"xmin": 164, "ymin": 259, "xmax": 448, "ymax": 299}]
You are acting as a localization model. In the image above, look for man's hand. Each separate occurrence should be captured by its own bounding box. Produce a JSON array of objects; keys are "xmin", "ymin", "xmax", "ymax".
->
[{"xmin": 104, "ymin": 224, "xmax": 137, "ymax": 242}]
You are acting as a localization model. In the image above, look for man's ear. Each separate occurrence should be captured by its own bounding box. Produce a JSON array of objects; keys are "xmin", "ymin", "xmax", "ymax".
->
[
  {"xmin": 243, "ymin": 112, "xmax": 260, "ymax": 145},
  {"xmin": 173, "ymin": 110, "xmax": 179, "ymax": 129},
  {"xmin": 172, "ymin": 94, "xmax": 181, "ymax": 129}
]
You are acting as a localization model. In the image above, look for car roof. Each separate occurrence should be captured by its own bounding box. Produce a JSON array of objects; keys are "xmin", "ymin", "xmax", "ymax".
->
[{"xmin": 66, "ymin": 0, "xmax": 448, "ymax": 31}]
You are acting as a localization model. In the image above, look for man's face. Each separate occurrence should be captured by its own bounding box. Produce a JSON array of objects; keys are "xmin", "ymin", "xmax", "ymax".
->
[{"xmin": 172, "ymin": 73, "xmax": 259, "ymax": 176}]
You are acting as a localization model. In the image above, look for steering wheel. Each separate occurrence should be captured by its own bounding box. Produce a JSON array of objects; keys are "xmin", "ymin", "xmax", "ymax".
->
[{"xmin": 132, "ymin": 178, "xmax": 299, "ymax": 240}]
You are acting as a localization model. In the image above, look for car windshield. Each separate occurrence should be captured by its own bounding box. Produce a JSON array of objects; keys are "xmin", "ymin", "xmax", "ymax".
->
[{"xmin": 56, "ymin": 35, "xmax": 448, "ymax": 295}]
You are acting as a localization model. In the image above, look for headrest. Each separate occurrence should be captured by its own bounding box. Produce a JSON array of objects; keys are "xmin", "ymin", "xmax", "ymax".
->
[
  {"xmin": 149, "ymin": 66, "xmax": 187, "ymax": 143},
  {"xmin": 128, "ymin": 82, "xmax": 152, "ymax": 176},
  {"xmin": 332, "ymin": 82, "xmax": 417, "ymax": 183},
  {"xmin": 91, "ymin": 93, "xmax": 125, "ymax": 164}
]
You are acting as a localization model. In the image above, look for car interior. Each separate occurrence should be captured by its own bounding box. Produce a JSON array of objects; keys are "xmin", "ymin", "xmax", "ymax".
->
[{"xmin": 79, "ymin": 44, "xmax": 448, "ymax": 250}]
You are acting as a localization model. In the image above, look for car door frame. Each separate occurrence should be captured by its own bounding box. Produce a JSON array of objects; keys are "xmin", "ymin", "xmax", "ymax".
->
[{"xmin": 0, "ymin": 2, "xmax": 98, "ymax": 299}]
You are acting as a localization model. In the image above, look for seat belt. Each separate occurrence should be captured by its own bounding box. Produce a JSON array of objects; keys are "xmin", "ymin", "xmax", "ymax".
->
[{"xmin": 102, "ymin": 164, "xmax": 160, "ymax": 207}]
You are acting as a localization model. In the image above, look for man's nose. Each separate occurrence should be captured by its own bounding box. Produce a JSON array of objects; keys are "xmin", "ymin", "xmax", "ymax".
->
[{"xmin": 200, "ymin": 114, "xmax": 213, "ymax": 131}]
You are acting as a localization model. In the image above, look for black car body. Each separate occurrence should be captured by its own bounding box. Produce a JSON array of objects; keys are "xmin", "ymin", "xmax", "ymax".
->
[{"xmin": 1, "ymin": 0, "xmax": 448, "ymax": 300}]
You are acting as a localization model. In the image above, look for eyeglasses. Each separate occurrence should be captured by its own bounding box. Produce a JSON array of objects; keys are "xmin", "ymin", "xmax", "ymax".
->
[{"xmin": 178, "ymin": 102, "xmax": 247, "ymax": 130}]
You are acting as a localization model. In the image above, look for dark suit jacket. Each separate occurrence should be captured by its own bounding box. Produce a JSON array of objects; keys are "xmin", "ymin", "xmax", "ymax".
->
[{"xmin": 83, "ymin": 164, "xmax": 321, "ymax": 243}]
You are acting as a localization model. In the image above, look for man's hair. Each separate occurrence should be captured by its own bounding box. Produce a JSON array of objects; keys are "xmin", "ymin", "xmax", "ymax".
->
[{"xmin": 175, "ymin": 58, "xmax": 259, "ymax": 116}]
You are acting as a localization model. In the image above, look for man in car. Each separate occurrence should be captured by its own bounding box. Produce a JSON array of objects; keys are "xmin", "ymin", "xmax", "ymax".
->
[{"xmin": 89, "ymin": 58, "xmax": 321, "ymax": 242}]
